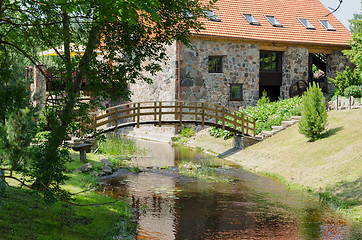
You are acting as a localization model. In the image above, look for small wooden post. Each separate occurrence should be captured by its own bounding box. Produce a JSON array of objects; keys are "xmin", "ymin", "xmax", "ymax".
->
[
  {"xmin": 114, "ymin": 107, "xmax": 118, "ymax": 132},
  {"xmin": 133, "ymin": 103, "xmax": 136, "ymax": 122},
  {"xmin": 154, "ymin": 102, "xmax": 157, "ymax": 121},
  {"xmin": 92, "ymin": 114, "xmax": 97, "ymax": 133},
  {"xmin": 159, "ymin": 102, "xmax": 162, "ymax": 127},
  {"xmin": 336, "ymin": 95, "xmax": 339, "ymax": 111},
  {"xmin": 175, "ymin": 102, "xmax": 178, "ymax": 121},
  {"xmin": 241, "ymin": 113, "xmax": 245, "ymax": 135},
  {"xmin": 195, "ymin": 102, "xmax": 198, "ymax": 121},
  {"xmin": 215, "ymin": 106, "xmax": 219, "ymax": 125},
  {"xmin": 349, "ymin": 96, "xmax": 352, "ymax": 110},
  {"xmin": 221, "ymin": 107, "xmax": 225, "ymax": 130},
  {"xmin": 201, "ymin": 103, "xmax": 205, "ymax": 127},
  {"xmin": 233, "ymin": 113, "xmax": 237, "ymax": 130},
  {"xmin": 180, "ymin": 102, "xmax": 183, "ymax": 125},
  {"xmin": 137, "ymin": 102, "xmax": 140, "ymax": 128},
  {"xmin": 253, "ymin": 118, "xmax": 256, "ymax": 136},
  {"xmin": 246, "ymin": 117, "xmax": 249, "ymax": 135}
]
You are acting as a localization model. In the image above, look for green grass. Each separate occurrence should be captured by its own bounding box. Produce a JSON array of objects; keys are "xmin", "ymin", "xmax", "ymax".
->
[
  {"xmin": 0, "ymin": 187, "xmax": 135, "ymax": 240},
  {"xmin": 0, "ymin": 150, "xmax": 136, "ymax": 240},
  {"xmin": 189, "ymin": 108, "xmax": 362, "ymax": 223},
  {"xmin": 178, "ymin": 161, "xmax": 233, "ymax": 183},
  {"xmin": 98, "ymin": 134, "xmax": 138, "ymax": 157}
]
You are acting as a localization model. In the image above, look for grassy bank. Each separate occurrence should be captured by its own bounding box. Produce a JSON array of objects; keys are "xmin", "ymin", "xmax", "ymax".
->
[
  {"xmin": 187, "ymin": 108, "xmax": 362, "ymax": 222},
  {"xmin": 0, "ymin": 152, "xmax": 136, "ymax": 240}
]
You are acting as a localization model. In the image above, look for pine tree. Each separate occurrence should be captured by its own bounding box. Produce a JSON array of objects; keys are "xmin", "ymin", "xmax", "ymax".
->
[{"xmin": 298, "ymin": 82, "xmax": 327, "ymax": 141}]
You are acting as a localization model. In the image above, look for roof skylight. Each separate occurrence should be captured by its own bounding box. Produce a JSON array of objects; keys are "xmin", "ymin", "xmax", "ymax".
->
[
  {"xmin": 265, "ymin": 15, "xmax": 283, "ymax": 27},
  {"xmin": 298, "ymin": 18, "xmax": 316, "ymax": 29},
  {"xmin": 242, "ymin": 13, "xmax": 260, "ymax": 25},
  {"xmin": 203, "ymin": 10, "xmax": 221, "ymax": 22},
  {"xmin": 319, "ymin": 20, "xmax": 336, "ymax": 31}
]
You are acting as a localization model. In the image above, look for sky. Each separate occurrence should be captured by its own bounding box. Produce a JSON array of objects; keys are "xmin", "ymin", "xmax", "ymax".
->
[{"xmin": 319, "ymin": 0, "xmax": 361, "ymax": 30}]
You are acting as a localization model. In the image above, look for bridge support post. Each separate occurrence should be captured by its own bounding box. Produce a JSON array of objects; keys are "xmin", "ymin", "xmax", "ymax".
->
[{"xmin": 233, "ymin": 134, "xmax": 244, "ymax": 149}]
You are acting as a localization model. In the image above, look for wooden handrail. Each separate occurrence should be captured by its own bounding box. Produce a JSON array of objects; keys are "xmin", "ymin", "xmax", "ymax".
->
[{"xmin": 86, "ymin": 101, "xmax": 256, "ymax": 136}]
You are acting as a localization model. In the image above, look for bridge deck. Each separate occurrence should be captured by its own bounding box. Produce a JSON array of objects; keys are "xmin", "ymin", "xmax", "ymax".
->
[{"xmin": 84, "ymin": 101, "xmax": 256, "ymax": 137}]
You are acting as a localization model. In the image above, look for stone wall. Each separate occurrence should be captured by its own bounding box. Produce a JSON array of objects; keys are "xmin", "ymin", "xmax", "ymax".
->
[
  {"xmin": 326, "ymin": 50, "xmax": 354, "ymax": 93},
  {"xmin": 130, "ymin": 42, "xmax": 178, "ymax": 102},
  {"xmin": 179, "ymin": 39, "xmax": 259, "ymax": 109},
  {"xmin": 281, "ymin": 47, "xmax": 309, "ymax": 99},
  {"xmin": 128, "ymin": 42, "xmax": 178, "ymax": 138}
]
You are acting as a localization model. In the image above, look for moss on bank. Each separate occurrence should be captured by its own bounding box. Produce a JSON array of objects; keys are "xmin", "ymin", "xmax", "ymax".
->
[{"xmin": 187, "ymin": 108, "xmax": 362, "ymax": 223}]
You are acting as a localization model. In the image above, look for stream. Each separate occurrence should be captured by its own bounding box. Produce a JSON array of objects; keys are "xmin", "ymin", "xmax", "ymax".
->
[{"xmin": 100, "ymin": 139, "xmax": 360, "ymax": 239}]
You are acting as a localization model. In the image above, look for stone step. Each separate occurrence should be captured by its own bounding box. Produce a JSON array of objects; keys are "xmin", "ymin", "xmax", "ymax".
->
[
  {"xmin": 272, "ymin": 125, "xmax": 286, "ymax": 131},
  {"xmin": 290, "ymin": 116, "xmax": 302, "ymax": 121},
  {"xmin": 260, "ymin": 130, "xmax": 278, "ymax": 137},
  {"xmin": 283, "ymin": 120, "xmax": 299, "ymax": 127}
]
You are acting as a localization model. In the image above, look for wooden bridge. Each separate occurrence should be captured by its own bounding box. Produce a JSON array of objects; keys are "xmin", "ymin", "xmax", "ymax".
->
[{"xmin": 86, "ymin": 101, "xmax": 256, "ymax": 137}]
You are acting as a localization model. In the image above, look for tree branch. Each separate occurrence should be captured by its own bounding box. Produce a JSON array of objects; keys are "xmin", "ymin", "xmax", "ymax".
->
[{"xmin": 325, "ymin": 0, "xmax": 343, "ymax": 17}]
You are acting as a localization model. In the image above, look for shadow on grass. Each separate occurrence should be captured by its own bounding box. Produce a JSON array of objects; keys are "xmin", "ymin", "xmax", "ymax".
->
[
  {"xmin": 326, "ymin": 176, "xmax": 362, "ymax": 207},
  {"xmin": 217, "ymin": 147, "xmax": 242, "ymax": 159},
  {"xmin": 320, "ymin": 127, "xmax": 344, "ymax": 139}
]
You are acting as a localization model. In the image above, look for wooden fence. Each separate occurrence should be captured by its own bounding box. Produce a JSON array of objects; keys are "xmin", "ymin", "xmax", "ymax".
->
[{"xmin": 86, "ymin": 101, "xmax": 256, "ymax": 136}]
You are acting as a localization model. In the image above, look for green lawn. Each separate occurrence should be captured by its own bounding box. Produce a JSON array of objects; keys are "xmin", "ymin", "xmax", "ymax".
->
[
  {"xmin": 189, "ymin": 108, "xmax": 362, "ymax": 222},
  {"xmin": 0, "ymin": 153, "xmax": 135, "ymax": 240}
]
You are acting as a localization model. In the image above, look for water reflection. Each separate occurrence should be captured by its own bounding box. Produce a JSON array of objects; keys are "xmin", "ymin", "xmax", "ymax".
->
[{"xmin": 100, "ymin": 140, "xmax": 358, "ymax": 239}]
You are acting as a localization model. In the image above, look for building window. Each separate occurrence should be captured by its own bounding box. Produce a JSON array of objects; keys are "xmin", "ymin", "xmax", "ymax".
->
[
  {"xmin": 230, "ymin": 84, "xmax": 243, "ymax": 101},
  {"xmin": 242, "ymin": 13, "xmax": 260, "ymax": 25},
  {"xmin": 265, "ymin": 15, "xmax": 283, "ymax": 27},
  {"xmin": 208, "ymin": 56, "xmax": 223, "ymax": 73},
  {"xmin": 260, "ymin": 51, "xmax": 281, "ymax": 72},
  {"xmin": 203, "ymin": 10, "xmax": 221, "ymax": 22},
  {"xmin": 319, "ymin": 20, "xmax": 336, "ymax": 31},
  {"xmin": 298, "ymin": 18, "xmax": 316, "ymax": 29}
]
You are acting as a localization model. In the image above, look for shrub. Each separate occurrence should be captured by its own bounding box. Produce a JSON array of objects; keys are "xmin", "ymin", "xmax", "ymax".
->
[
  {"xmin": 344, "ymin": 85, "xmax": 362, "ymax": 98},
  {"xmin": 298, "ymin": 82, "xmax": 327, "ymax": 141},
  {"xmin": 209, "ymin": 96, "xmax": 303, "ymax": 139},
  {"xmin": 180, "ymin": 127, "xmax": 195, "ymax": 138},
  {"xmin": 328, "ymin": 67, "xmax": 361, "ymax": 95},
  {"xmin": 257, "ymin": 90, "xmax": 270, "ymax": 106}
]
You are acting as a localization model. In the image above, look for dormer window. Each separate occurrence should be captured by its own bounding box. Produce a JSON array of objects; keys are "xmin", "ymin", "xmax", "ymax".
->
[
  {"xmin": 242, "ymin": 13, "xmax": 260, "ymax": 25},
  {"xmin": 181, "ymin": 10, "xmax": 194, "ymax": 19},
  {"xmin": 265, "ymin": 15, "xmax": 283, "ymax": 27},
  {"xmin": 204, "ymin": 10, "xmax": 221, "ymax": 22},
  {"xmin": 298, "ymin": 18, "xmax": 316, "ymax": 29},
  {"xmin": 319, "ymin": 20, "xmax": 336, "ymax": 31}
]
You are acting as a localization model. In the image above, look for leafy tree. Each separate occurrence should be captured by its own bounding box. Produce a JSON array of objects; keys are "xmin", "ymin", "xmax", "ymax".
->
[
  {"xmin": 0, "ymin": 0, "xmax": 214, "ymax": 202},
  {"xmin": 328, "ymin": 66, "xmax": 361, "ymax": 95},
  {"xmin": 298, "ymin": 83, "xmax": 327, "ymax": 141},
  {"xmin": 344, "ymin": 3, "xmax": 362, "ymax": 71}
]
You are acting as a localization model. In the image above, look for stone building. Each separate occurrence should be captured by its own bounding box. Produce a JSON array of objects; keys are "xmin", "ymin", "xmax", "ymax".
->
[{"xmin": 130, "ymin": 0, "xmax": 353, "ymax": 111}]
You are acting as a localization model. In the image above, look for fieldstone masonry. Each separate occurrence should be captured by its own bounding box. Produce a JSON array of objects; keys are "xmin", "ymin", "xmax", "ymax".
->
[
  {"xmin": 180, "ymin": 39, "xmax": 259, "ymax": 109},
  {"xmin": 326, "ymin": 50, "xmax": 354, "ymax": 93},
  {"xmin": 129, "ymin": 42, "xmax": 178, "ymax": 136},
  {"xmin": 97, "ymin": 39, "xmax": 352, "ymax": 140},
  {"xmin": 281, "ymin": 47, "xmax": 309, "ymax": 99},
  {"xmin": 130, "ymin": 42, "xmax": 177, "ymax": 103}
]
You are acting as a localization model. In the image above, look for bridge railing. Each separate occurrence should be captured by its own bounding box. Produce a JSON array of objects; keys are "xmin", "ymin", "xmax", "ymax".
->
[{"xmin": 87, "ymin": 101, "xmax": 256, "ymax": 136}]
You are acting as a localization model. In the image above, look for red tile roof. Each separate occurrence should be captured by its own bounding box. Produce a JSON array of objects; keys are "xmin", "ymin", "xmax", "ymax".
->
[{"xmin": 195, "ymin": 0, "xmax": 352, "ymax": 48}]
